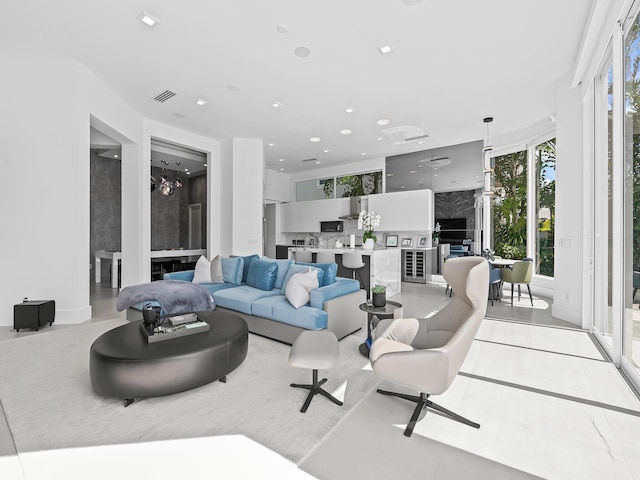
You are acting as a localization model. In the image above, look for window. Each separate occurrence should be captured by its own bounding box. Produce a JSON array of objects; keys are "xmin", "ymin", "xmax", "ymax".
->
[
  {"xmin": 295, "ymin": 170, "xmax": 382, "ymax": 201},
  {"xmin": 535, "ymin": 138, "xmax": 556, "ymax": 276},
  {"xmin": 492, "ymin": 149, "xmax": 528, "ymax": 260}
]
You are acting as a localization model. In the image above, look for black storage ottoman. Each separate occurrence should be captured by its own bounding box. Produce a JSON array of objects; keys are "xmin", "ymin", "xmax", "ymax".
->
[{"xmin": 14, "ymin": 300, "xmax": 55, "ymax": 332}]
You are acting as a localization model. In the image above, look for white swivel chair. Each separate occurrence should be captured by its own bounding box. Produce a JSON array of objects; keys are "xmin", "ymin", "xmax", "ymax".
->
[
  {"xmin": 370, "ymin": 256, "xmax": 489, "ymax": 437},
  {"xmin": 342, "ymin": 251, "xmax": 366, "ymax": 294},
  {"xmin": 315, "ymin": 251, "xmax": 335, "ymax": 264}
]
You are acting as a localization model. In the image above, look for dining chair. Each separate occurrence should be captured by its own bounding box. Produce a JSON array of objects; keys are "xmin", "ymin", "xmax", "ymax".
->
[{"xmin": 501, "ymin": 260, "xmax": 533, "ymax": 306}]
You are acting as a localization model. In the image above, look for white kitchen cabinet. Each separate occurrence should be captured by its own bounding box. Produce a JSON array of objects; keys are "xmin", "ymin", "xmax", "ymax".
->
[
  {"xmin": 280, "ymin": 198, "xmax": 341, "ymax": 232},
  {"xmin": 367, "ymin": 189, "xmax": 432, "ymax": 231}
]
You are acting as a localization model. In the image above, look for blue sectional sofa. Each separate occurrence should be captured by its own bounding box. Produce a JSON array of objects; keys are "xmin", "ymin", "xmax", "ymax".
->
[{"xmin": 132, "ymin": 256, "xmax": 366, "ymax": 345}]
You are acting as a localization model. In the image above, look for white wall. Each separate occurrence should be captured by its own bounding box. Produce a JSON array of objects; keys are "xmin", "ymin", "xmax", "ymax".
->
[
  {"xmin": 0, "ymin": 56, "xmax": 228, "ymax": 326},
  {"xmin": 264, "ymin": 169, "xmax": 290, "ymax": 203},
  {"xmin": 232, "ymin": 138, "xmax": 264, "ymax": 256},
  {"xmin": 551, "ymin": 71, "xmax": 585, "ymax": 325}
]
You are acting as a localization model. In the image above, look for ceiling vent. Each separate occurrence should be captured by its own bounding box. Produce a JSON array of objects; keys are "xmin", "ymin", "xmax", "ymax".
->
[
  {"xmin": 301, "ymin": 157, "xmax": 318, "ymax": 163},
  {"xmin": 153, "ymin": 90, "xmax": 177, "ymax": 103}
]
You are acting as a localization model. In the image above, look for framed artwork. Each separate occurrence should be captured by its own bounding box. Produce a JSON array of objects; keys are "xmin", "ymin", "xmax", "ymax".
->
[
  {"xmin": 386, "ymin": 235, "xmax": 398, "ymax": 247},
  {"xmin": 401, "ymin": 238, "xmax": 412, "ymax": 247},
  {"xmin": 417, "ymin": 235, "xmax": 427, "ymax": 247}
]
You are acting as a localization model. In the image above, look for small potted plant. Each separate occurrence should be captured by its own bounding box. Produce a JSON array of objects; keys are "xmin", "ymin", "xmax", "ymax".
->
[{"xmin": 372, "ymin": 284, "xmax": 387, "ymax": 307}]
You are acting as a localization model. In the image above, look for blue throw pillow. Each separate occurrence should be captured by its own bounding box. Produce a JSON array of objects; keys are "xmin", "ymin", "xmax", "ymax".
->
[
  {"xmin": 231, "ymin": 254, "xmax": 260, "ymax": 283},
  {"xmin": 260, "ymin": 258, "xmax": 294, "ymax": 289},
  {"xmin": 246, "ymin": 258, "xmax": 278, "ymax": 291},
  {"xmin": 296, "ymin": 262, "xmax": 337, "ymax": 287},
  {"xmin": 221, "ymin": 257, "xmax": 244, "ymax": 285},
  {"xmin": 281, "ymin": 264, "xmax": 324, "ymax": 294}
]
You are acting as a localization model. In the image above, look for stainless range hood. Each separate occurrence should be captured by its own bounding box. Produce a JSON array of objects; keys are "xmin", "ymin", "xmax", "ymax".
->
[{"xmin": 338, "ymin": 196, "xmax": 362, "ymax": 220}]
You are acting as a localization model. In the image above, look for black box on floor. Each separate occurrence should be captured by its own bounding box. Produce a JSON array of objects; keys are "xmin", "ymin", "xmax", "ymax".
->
[{"xmin": 13, "ymin": 300, "xmax": 55, "ymax": 332}]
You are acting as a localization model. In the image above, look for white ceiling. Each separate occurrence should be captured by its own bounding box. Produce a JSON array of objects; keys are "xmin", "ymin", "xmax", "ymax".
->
[{"xmin": 3, "ymin": 1, "xmax": 593, "ymax": 176}]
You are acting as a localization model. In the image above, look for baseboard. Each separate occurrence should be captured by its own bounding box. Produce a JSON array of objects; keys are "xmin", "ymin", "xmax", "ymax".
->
[{"xmin": 551, "ymin": 303, "xmax": 581, "ymax": 326}]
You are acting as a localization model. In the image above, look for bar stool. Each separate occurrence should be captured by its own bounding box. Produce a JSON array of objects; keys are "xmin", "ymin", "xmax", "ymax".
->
[
  {"xmin": 342, "ymin": 251, "xmax": 366, "ymax": 296},
  {"xmin": 315, "ymin": 251, "xmax": 335, "ymax": 264},
  {"xmin": 294, "ymin": 250, "xmax": 313, "ymax": 263}
]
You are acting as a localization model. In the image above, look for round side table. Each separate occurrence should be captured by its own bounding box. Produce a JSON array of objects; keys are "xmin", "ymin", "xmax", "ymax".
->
[{"xmin": 358, "ymin": 300, "xmax": 403, "ymax": 357}]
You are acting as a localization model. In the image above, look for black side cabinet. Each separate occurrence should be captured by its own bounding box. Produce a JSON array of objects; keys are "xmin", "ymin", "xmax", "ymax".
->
[{"xmin": 14, "ymin": 300, "xmax": 55, "ymax": 332}]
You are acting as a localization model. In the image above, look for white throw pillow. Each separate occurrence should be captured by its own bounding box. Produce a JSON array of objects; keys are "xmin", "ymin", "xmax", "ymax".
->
[
  {"xmin": 285, "ymin": 268, "xmax": 319, "ymax": 309},
  {"xmin": 210, "ymin": 255, "xmax": 224, "ymax": 283},
  {"xmin": 192, "ymin": 255, "xmax": 212, "ymax": 283}
]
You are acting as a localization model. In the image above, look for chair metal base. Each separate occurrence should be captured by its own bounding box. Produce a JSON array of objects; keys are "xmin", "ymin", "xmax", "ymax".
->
[
  {"xmin": 377, "ymin": 388, "xmax": 479, "ymax": 437},
  {"xmin": 291, "ymin": 369, "xmax": 343, "ymax": 413}
]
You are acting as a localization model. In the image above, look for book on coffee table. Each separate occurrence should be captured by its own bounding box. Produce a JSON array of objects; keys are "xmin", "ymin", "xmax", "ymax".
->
[
  {"xmin": 168, "ymin": 313, "xmax": 198, "ymax": 326},
  {"xmin": 140, "ymin": 319, "xmax": 210, "ymax": 343}
]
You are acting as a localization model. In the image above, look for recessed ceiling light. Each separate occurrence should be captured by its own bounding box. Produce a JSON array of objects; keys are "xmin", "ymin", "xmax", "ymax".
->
[
  {"xmin": 345, "ymin": 107, "xmax": 355, "ymax": 113},
  {"xmin": 114, "ymin": 154, "xmax": 119, "ymax": 158},
  {"xmin": 279, "ymin": 168, "xmax": 284, "ymax": 171},
  {"xmin": 377, "ymin": 137, "xmax": 383, "ymax": 141},
  {"xmin": 400, "ymin": 186, "xmax": 405, "ymax": 189},
  {"xmin": 360, "ymin": 152, "xmax": 367, "ymax": 156},
  {"xmin": 184, "ymin": 168, "xmax": 189, "ymax": 172},
  {"xmin": 186, "ymin": 172, "xmax": 191, "ymax": 175},
  {"xmin": 204, "ymin": 163, "xmax": 207, "ymax": 167},
  {"xmin": 433, "ymin": 174, "xmax": 438, "ymax": 177},
  {"xmin": 137, "ymin": 11, "xmax": 160, "ymax": 27},
  {"xmin": 418, "ymin": 164, "xmax": 423, "ymax": 168},
  {"xmin": 377, "ymin": 119, "xmax": 390, "ymax": 126},
  {"xmin": 279, "ymin": 158, "xmax": 285, "ymax": 162},
  {"xmin": 340, "ymin": 129, "xmax": 352, "ymax": 135},
  {"xmin": 277, "ymin": 25, "xmax": 289, "ymax": 34},
  {"xmin": 271, "ymin": 102, "xmax": 282, "ymax": 108},
  {"xmin": 417, "ymin": 141, "xmax": 423, "ymax": 145},
  {"xmin": 268, "ymin": 143, "xmax": 275, "ymax": 147},
  {"xmin": 409, "ymin": 170, "xmax": 417, "ymax": 174},
  {"xmin": 323, "ymin": 149, "xmax": 330, "ymax": 153},
  {"xmin": 196, "ymin": 98, "xmax": 208, "ymax": 106},
  {"xmin": 387, "ymin": 173, "xmax": 395, "ymax": 177},
  {"xmin": 294, "ymin": 46, "xmax": 312, "ymax": 58},
  {"xmin": 310, "ymin": 137, "xmax": 321, "ymax": 142},
  {"xmin": 378, "ymin": 45, "xmax": 393, "ymax": 55},
  {"xmin": 316, "ymin": 161, "xmax": 321, "ymax": 164}
]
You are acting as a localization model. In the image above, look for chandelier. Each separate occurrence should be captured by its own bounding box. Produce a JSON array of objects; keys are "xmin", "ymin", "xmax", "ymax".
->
[{"xmin": 151, "ymin": 160, "xmax": 184, "ymax": 196}]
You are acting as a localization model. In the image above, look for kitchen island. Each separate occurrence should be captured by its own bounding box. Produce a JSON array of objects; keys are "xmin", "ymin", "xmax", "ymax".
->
[{"xmin": 289, "ymin": 247, "xmax": 401, "ymax": 298}]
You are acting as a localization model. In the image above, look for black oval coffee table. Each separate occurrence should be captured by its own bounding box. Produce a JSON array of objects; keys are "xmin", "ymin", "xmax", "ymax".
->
[{"xmin": 90, "ymin": 310, "xmax": 248, "ymax": 406}]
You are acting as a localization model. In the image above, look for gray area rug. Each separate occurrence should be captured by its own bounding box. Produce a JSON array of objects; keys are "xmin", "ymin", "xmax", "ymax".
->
[{"xmin": 0, "ymin": 318, "xmax": 378, "ymax": 462}]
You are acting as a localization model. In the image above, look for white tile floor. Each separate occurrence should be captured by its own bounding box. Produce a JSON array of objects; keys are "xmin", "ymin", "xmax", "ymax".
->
[{"xmin": 1, "ymin": 280, "xmax": 638, "ymax": 480}]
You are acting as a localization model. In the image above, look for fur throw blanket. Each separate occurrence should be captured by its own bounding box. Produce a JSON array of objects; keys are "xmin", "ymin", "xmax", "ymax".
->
[{"xmin": 116, "ymin": 280, "xmax": 215, "ymax": 315}]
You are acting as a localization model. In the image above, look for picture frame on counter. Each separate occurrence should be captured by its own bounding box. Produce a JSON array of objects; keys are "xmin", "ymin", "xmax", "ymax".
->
[
  {"xmin": 417, "ymin": 235, "xmax": 427, "ymax": 247},
  {"xmin": 401, "ymin": 238, "xmax": 412, "ymax": 247},
  {"xmin": 386, "ymin": 235, "xmax": 398, "ymax": 247}
]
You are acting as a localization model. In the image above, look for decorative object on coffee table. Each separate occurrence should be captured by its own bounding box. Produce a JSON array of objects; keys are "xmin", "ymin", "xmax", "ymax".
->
[{"xmin": 372, "ymin": 284, "xmax": 386, "ymax": 307}]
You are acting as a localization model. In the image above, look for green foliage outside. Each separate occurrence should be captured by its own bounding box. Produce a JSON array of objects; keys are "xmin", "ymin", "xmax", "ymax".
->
[
  {"xmin": 625, "ymin": 20, "xmax": 640, "ymax": 271},
  {"xmin": 322, "ymin": 171, "xmax": 382, "ymax": 198}
]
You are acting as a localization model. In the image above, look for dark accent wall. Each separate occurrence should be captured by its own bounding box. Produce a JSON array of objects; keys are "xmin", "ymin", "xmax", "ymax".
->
[
  {"xmin": 434, "ymin": 189, "xmax": 477, "ymax": 243},
  {"xmin": 90, "ymin": 151, "xmax": 121, "ymax": 281},
  {"xmin": 89, "ymin": 158, "xmax": 207, "ymax": 280}
]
